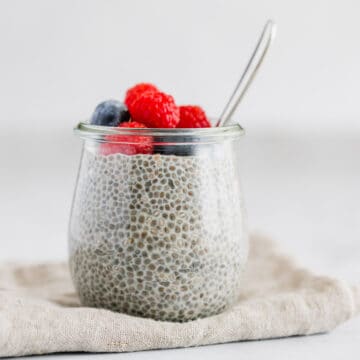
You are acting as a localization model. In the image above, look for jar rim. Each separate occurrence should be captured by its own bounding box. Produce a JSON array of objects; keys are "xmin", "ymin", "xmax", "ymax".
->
[{"xmin": 74, "ymin": 121, "xmax": 245, "ymax": 142}]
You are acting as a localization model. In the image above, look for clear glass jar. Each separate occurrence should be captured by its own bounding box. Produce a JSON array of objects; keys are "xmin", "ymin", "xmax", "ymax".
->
[{"xmin": 69, "ymin": 122, "xmax": 248, "ymax": 322}]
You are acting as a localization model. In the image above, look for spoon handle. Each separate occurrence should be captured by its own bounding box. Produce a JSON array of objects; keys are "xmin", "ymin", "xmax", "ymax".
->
[{"xmin": 216, "ymin": 20, "xmax": 276, "ymax": 127}]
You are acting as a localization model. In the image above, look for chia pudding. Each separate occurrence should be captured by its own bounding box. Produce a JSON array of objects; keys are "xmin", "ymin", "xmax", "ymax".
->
[{"xmin": 69, "ymin": 145, "xmax": 248, "ymax": 322}]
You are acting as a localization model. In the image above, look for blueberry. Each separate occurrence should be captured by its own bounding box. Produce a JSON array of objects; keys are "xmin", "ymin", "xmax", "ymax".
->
[
  {"xmin": 153, "ymin": 136, "xmax": 197, "ymax": 156},
  {"xmin": 90, "ymin": 100, "xmax": 130, "ymax": 127}
]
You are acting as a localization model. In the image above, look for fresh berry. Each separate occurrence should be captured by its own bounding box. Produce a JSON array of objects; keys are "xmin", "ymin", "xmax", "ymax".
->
[
  {"xmin": 125, "ymin": 83, "xmax": 158, "ymax": 109},
  {"xmin": 153, "ymin": 136, "xmax": 197, "ymax": 156},
  {"xmin": 127, "ymin": 91, "xmax": 180, "ymax": 128},
  {"xmin": 90, "ymin": 100, "xmax": 130, "ymax": 127},
  {"xmin": 100, "ymin": 121, "xmax": 153, "ymax": 156},
  {"xmin": 154, "ymin": 105, "xmax": 210, "ymax": 155},
  {"xmin": 177, "ymin": 105, "xmax": 211, "ymax": 128}
]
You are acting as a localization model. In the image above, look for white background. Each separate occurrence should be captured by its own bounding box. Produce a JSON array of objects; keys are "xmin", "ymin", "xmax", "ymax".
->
[
  {"xmin": 0, "ymin": 0, "xmax": 359, "ymax": 359},
  {"xmin": 0, "ymin": 0, "xmax": 359, "ymax": 133}
]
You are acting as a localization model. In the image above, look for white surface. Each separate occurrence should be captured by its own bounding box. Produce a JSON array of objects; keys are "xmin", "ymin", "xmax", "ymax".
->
[{"xmin": 0, "ymin": 130, "xmax": 359, "ymax": 359}]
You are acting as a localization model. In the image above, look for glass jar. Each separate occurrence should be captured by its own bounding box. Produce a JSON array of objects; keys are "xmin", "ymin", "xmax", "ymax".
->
[{"xmin": 69, "ymin": 122, "xmax": 248, "ymax": 322}]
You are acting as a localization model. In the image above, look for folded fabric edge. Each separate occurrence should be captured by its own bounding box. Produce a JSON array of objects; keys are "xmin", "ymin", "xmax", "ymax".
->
[
  {"xmin": 0, "ymin": 234, "xmax": 359, "ymax": 357},
  {"xmin": 0, "ymin": 275, "xmax": 358, "ymax": 357}
]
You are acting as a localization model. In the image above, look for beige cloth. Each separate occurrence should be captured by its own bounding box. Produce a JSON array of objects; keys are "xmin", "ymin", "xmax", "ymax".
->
[{"xmin": 0, "ymin": 234, "xmax": 359, "ymax": 358}]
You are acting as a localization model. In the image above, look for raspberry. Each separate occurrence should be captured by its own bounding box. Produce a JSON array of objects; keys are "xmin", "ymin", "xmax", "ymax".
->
[
  {"xmin": 177, "ymin": 106, "xmax": 211, "ymax": 128},
  {"xmin": 128, "ymin": 91, "xmax": 180, "ymax": 128},
  {"xmin": 100, "ymin": 121, "xmax": 153, "ymax": 156},
  {"xmin": 125, "ymin": 83, "xmax": 158, "ymax": 110}
]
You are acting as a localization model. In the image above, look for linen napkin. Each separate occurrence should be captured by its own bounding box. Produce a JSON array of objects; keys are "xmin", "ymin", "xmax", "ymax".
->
[{"xmin": 0, "ymin": 234, "xmax": 359, "ymax": 357}]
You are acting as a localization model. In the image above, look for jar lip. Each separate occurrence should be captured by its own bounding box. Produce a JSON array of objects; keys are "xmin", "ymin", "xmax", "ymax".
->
[{"xmin": 74, "ymin": 121, "xmax": 245, "ymax": 140}]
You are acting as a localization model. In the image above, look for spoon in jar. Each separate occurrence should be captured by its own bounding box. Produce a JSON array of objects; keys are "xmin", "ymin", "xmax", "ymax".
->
[{"xmin": 216, "ymin": 20, "xmax": 277, "ymax": 127}]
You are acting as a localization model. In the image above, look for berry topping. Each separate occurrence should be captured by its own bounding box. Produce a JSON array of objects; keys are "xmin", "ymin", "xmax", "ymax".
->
[
  {"xmin": 127, "ymin": 91, "xmax": 180, "ymax": 128},
  {"xmin": 153, "ymin": 135, "xmax": 197, "ymax": 156},
  {"xmin": 100, "ymin": 121, "xmax": 153, "ymax": 156},
  {"xmin": 177, "ymin": 105, "xmax": 211, "ymax": 128},
  {"xmin": 91, "ymin": 100, "xmax": 130, "ymax": 127},
  {"xmin": 125, "ymin": 83, "xmax": 158, "ymax": 109}
]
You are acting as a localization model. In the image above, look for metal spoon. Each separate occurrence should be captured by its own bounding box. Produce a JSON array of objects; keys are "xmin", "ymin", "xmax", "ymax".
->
[{"xmin": 216, "ymin": 20, "xmax": 277, "ymax": 127}]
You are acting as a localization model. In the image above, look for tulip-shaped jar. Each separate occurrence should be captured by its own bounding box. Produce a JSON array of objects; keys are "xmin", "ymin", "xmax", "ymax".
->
[{"xmin": 69, "ymin": 122, "xmax": 248, "ymax": 322}]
